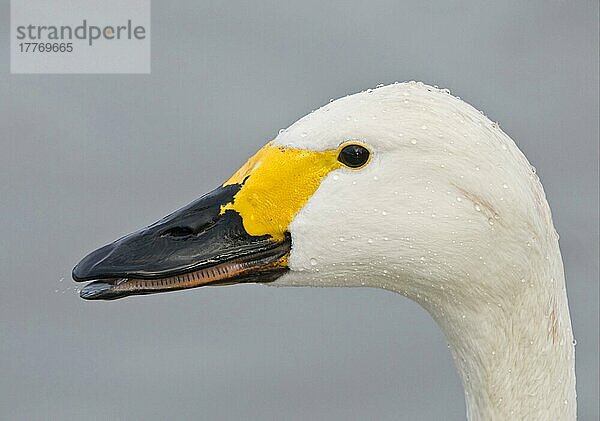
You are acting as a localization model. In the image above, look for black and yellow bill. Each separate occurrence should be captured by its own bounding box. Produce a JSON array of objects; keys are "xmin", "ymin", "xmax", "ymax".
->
[{"xmin": 72, "ymin": 143, "xmax": 355, "ymax": 300}]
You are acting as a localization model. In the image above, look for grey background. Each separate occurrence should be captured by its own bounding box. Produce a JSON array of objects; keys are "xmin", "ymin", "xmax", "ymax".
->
[{"xmin": 1, "ymin": 1, "xmax": 598, "ymax": 420}]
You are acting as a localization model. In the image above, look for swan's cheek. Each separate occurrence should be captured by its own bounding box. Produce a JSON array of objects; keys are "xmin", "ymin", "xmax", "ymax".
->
[{"xmin": 283, "ymin": 173, "xmax": 372, "ymax": 276}]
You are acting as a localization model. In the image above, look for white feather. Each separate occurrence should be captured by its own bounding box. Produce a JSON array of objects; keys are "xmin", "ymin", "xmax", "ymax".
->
[{"xmin": 271, "ymin": 82, "xmax": 576, "ymax": 420}]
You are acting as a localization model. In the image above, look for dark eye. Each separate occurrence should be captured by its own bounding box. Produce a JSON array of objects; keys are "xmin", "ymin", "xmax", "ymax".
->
[{"xmin": 337, "ymin": 144, "xmax": 370, "ymax": 168}]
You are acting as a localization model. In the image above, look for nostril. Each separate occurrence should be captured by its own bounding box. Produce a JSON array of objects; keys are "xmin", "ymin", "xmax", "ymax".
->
[{"xmin": 161, "ymin": 226, "xmax": 195, "ymax": 237}]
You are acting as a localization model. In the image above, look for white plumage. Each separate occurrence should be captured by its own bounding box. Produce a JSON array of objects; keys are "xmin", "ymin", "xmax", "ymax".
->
[{"xmin": 270, "ymin": 82, "xmax": 576, "ymax": 420}]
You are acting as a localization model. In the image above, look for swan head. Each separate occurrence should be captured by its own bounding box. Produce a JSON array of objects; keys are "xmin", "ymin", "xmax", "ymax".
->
[
  {"xmin": 271, "ymin": 83, "xmax": 555, "ymax": 307},
  {"xmin": 73, "ymin": 82, "xmax": 551, "ymax": 306},
  {"xmin": 72, "ymin": 82, "xmax": 575, "ymax": 420}
]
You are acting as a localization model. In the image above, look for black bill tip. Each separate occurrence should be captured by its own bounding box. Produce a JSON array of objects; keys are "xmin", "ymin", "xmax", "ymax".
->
[
  {"xmin": 79, "ymin": 279, "xmax": 127, "ymax": 300},
  {"xmin": 79, "ymin": 281, "xmax": 113, "ymax": 300}
]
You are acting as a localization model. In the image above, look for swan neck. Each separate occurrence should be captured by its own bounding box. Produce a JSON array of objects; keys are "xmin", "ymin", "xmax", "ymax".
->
[{"xmin": 425, "ymin": 241, "xmax": 577, "ymax": 420}]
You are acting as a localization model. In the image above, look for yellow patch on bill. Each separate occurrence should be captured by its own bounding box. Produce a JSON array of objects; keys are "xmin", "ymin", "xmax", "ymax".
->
[{"xmin": 221, "ymin": 143, "xmax": 342, "ymax": 240}]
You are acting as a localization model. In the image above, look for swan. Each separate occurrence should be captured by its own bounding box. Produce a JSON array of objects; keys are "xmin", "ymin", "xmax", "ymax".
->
[{"xmin": 72, "ymin": 82, "xmax": 577, "ymax": 420}]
